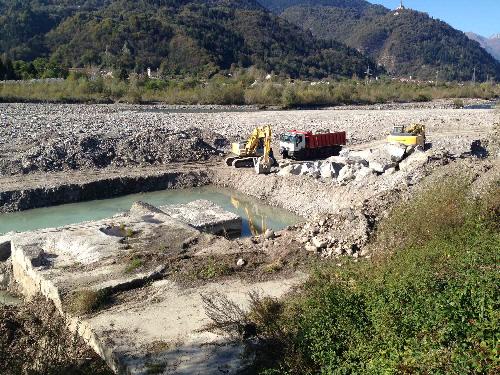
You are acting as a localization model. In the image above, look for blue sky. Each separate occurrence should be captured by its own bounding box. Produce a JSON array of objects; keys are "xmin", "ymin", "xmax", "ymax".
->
[{"xmin": 369, "ymin": 0, "xmax": 500, "ymax": 37}]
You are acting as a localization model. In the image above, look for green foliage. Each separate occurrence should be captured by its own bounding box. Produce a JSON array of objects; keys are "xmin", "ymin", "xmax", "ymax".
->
[
  {"xmin": 375, "ymin": 177, "xmax": 470, "ymax": 250},
  {"xmin": 0, "ymin": 0, "xmax": 378, "ymax": 80},
  {"xmin": 244, "ymin": 177, "xmax": 500, "ymax": 374},
  {"xmin": 198, "ymin": 257, "xmax": 231, "ymax": 280},
  {"xmin": 1, "ymin": 74, "xmax": 499, "ymax": 105},
  {"xmin": 125, "ymin": 257, "xmax": 144, "ymax": 274},
  {"xmin": 453, "ymin": 98, "xmax": 465, "ymax": 108}
]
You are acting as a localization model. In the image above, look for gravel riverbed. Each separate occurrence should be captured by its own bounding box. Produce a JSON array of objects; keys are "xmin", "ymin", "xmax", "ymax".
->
[{"xmin": 0, "ymin": 100, "xmax": 497, "ymax": 175}]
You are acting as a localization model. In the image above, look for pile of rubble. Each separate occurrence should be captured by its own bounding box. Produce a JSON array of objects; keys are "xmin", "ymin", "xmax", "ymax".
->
[
  {"xmin": 296, "ymin": 209, "xmax": 371, "ymax": 258},
  {"xmin": 278, "ymin": 143, "xmax": 429, "ymax": 184},
  {"xmin": 3, "ymin": 128, "xmax": 228, "ymax": 175}
]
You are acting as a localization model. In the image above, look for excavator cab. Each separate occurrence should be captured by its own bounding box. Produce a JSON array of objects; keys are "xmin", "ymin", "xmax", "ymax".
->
[{"xmin": 387, "ymin": 124, "xmax": 425, "ymax": 148}]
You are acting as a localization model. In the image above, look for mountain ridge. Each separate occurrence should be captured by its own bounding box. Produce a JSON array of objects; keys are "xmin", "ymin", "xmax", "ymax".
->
[
  {"xmin": 466, "ymin": 32, "xmax": 500, "ymax": 62},
  {"xmin": 261, "ymin": 0, "xmax": 500, "ymax": 81}
]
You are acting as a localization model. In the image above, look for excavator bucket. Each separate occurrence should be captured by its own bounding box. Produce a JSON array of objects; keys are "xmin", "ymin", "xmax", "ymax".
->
[{"xmin": 254, "ymin": 156, "xmax": 271, "ymax": 174}]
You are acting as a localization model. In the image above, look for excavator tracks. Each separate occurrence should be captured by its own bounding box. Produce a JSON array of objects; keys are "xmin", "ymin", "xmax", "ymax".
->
[{"xmin": 231, "ymin": 157, "xmax": 257, "ymax": 168}]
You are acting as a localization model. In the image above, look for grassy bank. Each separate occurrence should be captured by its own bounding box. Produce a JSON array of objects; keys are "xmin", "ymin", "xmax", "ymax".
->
[
  {"xmin": 210, "ymin": 175, "xmax": 499, "ymax": 374},
  {"xmin": 1, "ymin": 74, "xmax": 499, "ymax": 107}
]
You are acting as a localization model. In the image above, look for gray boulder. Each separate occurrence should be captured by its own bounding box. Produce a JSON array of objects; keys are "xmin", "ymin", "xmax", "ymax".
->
[
  {"xmin": 385, "ymin": 143, "xmax": 406, "ymax": 162},
  {"xmin": 399, "ymin": 150, "xmax": 428, "ymax": 172}
]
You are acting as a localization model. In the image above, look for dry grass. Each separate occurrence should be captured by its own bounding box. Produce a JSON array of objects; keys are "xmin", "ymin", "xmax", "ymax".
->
[{"xmin": 66, "ymin": 289, "xmax": 112, "ymax": 315}]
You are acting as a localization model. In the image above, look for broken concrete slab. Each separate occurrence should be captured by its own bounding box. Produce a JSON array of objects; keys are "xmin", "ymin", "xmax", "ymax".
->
[
  {"xmin": 399, "ymin": 150, "xmax": 429, "ymax": 172},
  {"xmin": 6, "ymin": 202, "xmax": 306, "ymax": 374},
  {"xmin": 159, "ymin": 199, "xmax": 242, "ymax": 236},
  {"xmin": 385, "ymin": 143, "xmax": 407, "ymax": 162}
]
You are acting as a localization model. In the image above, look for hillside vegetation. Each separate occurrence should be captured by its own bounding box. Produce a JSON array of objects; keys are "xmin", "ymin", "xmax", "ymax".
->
[
  {"xmin": 0, "ymin": 0, "xmax": 378, "ymax": 79},
  {"xmin": 263, "ymin": 0, "xmax": 500, "ymax": 81},
  {"xmin": 1, "ymin": 71, "xmax": 499, "ymax": 106}
]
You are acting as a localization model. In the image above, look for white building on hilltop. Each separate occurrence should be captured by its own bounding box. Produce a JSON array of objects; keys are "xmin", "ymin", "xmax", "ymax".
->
[{"xmin": 394, "ymin": 0, "xmax": 406, "ymax": 15}]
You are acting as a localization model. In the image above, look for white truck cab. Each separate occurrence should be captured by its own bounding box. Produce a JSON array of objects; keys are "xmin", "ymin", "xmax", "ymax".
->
[{"xmin": 279, "ymin": 131, "xmax": 306, "ymax": 159}]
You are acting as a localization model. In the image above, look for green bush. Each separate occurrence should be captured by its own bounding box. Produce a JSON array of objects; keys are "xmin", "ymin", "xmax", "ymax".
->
[
  {"xmin": 243, "ymin": 177, "xmax": 500, "ymax": 374},
  {"xmin": 1, "ymin": 75, "xmax": 499, "ymax": 105},
  {"xmin": 453, "ymin": 98, "xmax": 465, "ymax": 108}
]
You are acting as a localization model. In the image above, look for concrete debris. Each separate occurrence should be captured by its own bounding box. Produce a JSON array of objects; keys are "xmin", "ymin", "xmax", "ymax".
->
[
  {"xmin": 236, "ymin": 258, "xmax": 246, "ymax": 267},
  {"xmin": 263, "ymin": 229, "xmax": 275, "ymax": 240},
  {"xmin": 337, "ymin": 165, "xmax": 355, "ymax": 183},
  {"xmin": 385, "ymin": 143, "xmax": 407, "ymax": 162},
  {"xmin": 297, "ymin": 209, "xmax": 370, "ymax": 258},
  {"xmin": 160, "ymin": 200, "xmax": 242, "ymax": 236},
  {"xmin": 276, "ymin": 138, "xmax": 485, "ymax": 186},
  {"xmin": 399, "ymin": 150, "xmax": 429, "ymax": 172}
]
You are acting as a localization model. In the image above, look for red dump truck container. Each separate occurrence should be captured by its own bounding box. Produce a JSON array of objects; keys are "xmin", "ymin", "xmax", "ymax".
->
[{"xmin": 306, "ymin": 131, "xmax": 347, "ymax": 149}]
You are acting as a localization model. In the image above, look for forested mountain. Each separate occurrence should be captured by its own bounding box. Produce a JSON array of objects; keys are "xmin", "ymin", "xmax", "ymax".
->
[
  {"xmin": 260, "ymin": 0, "xmax": 500, "ymax": 81},
  {"xmin": 466, "ymin": 33, "xmax": 500, "ymax": 62},
  {"xmin": 257, "ymin": 0, "xmax": 377, "ymax": 13},
  {"xmin": 0, "ymin": 0, "xmax": 379, "ymax": 79}
]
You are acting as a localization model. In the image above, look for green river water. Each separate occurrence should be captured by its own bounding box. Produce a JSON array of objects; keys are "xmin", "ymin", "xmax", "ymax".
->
[{"xmin": 0, "ymin": 186, "xmax": 301, "ymax": 237}]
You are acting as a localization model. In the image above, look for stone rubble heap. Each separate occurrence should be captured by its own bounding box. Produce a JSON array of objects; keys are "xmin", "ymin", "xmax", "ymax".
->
[
  {"xmin": 2, "ymin": 128, "xmax": 228, "ymax": 175},
  {"xmin": 285, "ymin": 138, "xmax": 491, "ymax": 258},
  {"xmin": 297, "ymin": 209, "xmax": 371, "ymax": 258},
  {"xmin": 278, "ymin": 142, "xmax": 428, "ymax": 184}
]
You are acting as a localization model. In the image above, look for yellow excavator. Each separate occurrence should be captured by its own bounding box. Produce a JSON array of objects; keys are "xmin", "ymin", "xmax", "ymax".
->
[
  {"xmin": 224, "ymin": 125, "xmax": 275, "ymax": 174},
  {"xmin": 387, "ymin": 124, "xmax": 426, "ymax": 148}
]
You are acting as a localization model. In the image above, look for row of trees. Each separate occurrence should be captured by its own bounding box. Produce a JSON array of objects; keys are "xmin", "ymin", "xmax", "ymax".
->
[
  {"xmin": 0, "ymin": 0, "xmax": 378, "ymax": 80},
  {"xmin": 0, "ymin": 56, "xmax": 68, "ymax": 80}
]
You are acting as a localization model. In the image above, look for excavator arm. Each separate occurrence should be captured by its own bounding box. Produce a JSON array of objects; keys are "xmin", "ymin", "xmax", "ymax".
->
[{"xmin": 244, "ymin": 125, "xmax": 272, "ymax": 154}]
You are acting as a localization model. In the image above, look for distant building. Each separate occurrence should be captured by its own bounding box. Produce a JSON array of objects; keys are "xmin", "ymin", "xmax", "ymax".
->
[
  {"xmin": 394, "ymin": 0, "xmax": 405, "ymax": 15},
  {"xmin": 147, "ymin": 67, "xmax": 161, "ymax": 79}
]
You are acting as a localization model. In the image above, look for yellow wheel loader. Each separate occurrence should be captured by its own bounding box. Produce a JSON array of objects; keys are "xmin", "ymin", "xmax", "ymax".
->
[
  {"xmin": 387, "ymin": 124, "xmax": 426, "ymax": 148},
  {"xmin": 225, "ymin": 125, "xmax": 275, "ymax": 174}
]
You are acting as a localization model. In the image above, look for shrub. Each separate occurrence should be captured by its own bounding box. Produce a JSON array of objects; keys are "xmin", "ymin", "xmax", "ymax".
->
[
  {"xmin": 281, "ymin": 86, "xmax": 299, "ymax": 108},
  {"xmin": 197, "ymin": 258, "xmax": 231, "ymax": 280},
  {"xmin": 375, "ymin": 177, "xmax": 470, "ymax": 251},
  {"xmin": 125, "ymin": 257, "xmax": 144, "ymax": 273},
  {"xmin": 453, "ymin": 98, "xmax": 465, "ymax": 108},
  {"xmin": 414, "ymin": 93, "xmax": 432, "ymax": 102}
]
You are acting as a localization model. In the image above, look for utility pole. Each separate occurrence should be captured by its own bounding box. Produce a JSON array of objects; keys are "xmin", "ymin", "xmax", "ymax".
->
[
  {"xmin": 435, "ymin": 70, "xmax": 439, "ymax": 86},
  {"xmin": 472, "ymin": 67, "xmax": 476, "ymax": 84}
]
